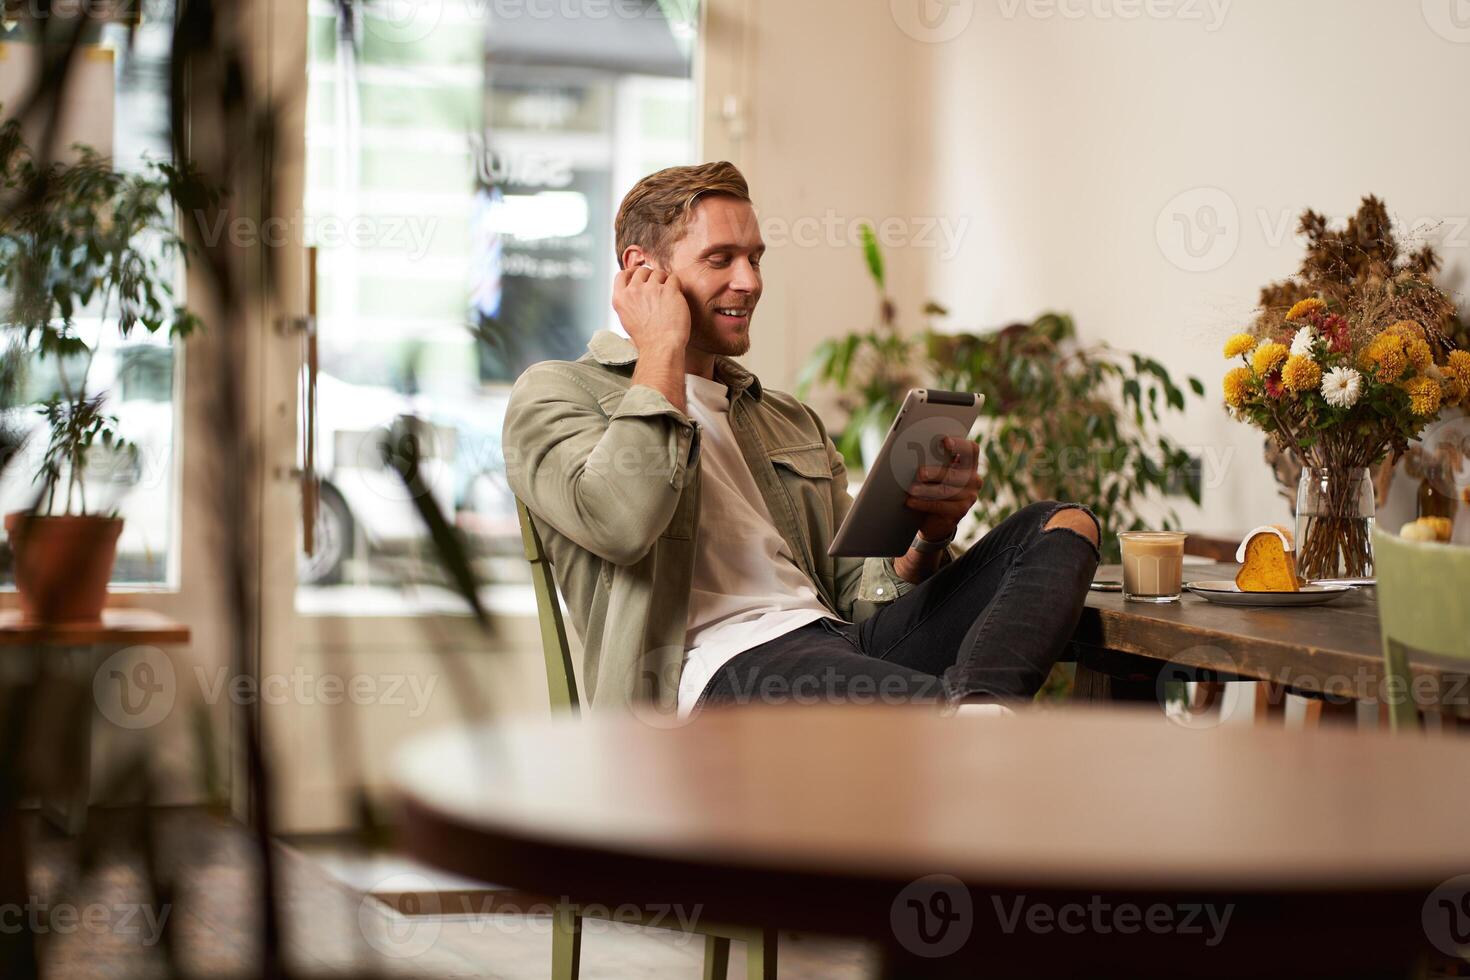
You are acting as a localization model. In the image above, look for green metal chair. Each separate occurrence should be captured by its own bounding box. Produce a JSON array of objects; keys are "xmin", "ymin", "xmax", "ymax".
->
[
  {"xmin": 517, "ymin": 500, "xmax": 777, "ymax": 979},
  {"xmin": 1372, "ymin": 527, "xmax": 1470, "ymax": 732}
]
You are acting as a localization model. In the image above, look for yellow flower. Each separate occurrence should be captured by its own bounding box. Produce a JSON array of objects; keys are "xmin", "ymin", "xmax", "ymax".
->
[
  {"xmin": 1440, "ymin": 375, "xmax": 1466, "ymax": 406},
  {"xmin": 1251, "ymin": 342, "xmax": 1289, "ymax": 377},
  {"xmin": 1386, "ymin": 320, "xmax": 1425, "ymax": 341},
  {"xmin": 1361, "ymin": 333, "xmax": 1406, "ymax": 382},
  {"xmin": 1223, "ymin": 333, "xmax": 1257, "ymax": 359},
  {"xmin": 1364, "ymin": 332, "xmax": 1395, "ymax": 357},
  {"xmin": 1376, "ymin": 350, "xmax": 1407, "ymax": 382},
  {"xmin": 1405, "ymin": 336, "xmax": 1433, "ymax": 372},
  {"xmin": 1446, "ymin": 349, "xmax": 1470, "ymax": 386},
  {"xmin": 1406, "ymin": 376, "xmax": 1442, "ymax": 416},
  {"xmin": 1281, "ymin": 354, "xmax": 1322, "ymax": 393},
  {"xmin": 1285, "ymin": 298, "xmax": 1325, "ymax": 322},
  {"xmin": 1222, "ymin": 367, "xmax": 1252, "ymax": 408}
]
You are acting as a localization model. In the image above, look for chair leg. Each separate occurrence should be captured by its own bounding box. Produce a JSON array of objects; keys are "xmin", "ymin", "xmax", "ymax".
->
[
  {"xmin": 1254, "ymin": 681, "xmax": 1287, "ymax": 725},
  {"xmin": 552, "ymin": 904, "xmax": 582, "ymax": 980},
  {"xmin": 1384, "ymin": 641, "xmax": 1422, "ymax": 733},
  {"xmin": 746, "ymin": 928, "xmax": 777, "ymax": 980},
  {"xmin": 702, "ymin": 934, "xmax": 731, "ymax": 980}
]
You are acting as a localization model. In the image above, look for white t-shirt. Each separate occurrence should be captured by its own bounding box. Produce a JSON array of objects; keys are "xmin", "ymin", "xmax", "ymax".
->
[{"xmin": 676, "ymin": 373, "xmax": 838, "ymax": 714}]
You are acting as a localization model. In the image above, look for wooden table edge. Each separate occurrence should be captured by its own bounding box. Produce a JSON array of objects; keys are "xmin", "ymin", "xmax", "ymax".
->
[{"xmin": 392, "ymin": 784, "xmax": 1465, "ymax": 902}]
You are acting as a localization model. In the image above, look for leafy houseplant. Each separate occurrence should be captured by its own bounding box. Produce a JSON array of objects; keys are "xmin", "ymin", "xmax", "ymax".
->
[
  {"xmin": 0, "ymin": 116, "xmax": 204, "ymax": 621},
  {"xmin": 799, "ymin": 225, "xmax": 1202, "ymax": 563}
]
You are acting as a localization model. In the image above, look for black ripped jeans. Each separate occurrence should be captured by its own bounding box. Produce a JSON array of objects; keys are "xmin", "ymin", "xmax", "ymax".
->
[{"xmin": 695, "ymin": 501, "xmax": 1101, "ymax": 710}]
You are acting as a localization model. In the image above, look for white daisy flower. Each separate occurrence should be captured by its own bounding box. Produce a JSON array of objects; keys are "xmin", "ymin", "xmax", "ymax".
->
[
  {"xmin": 1321, "ymin": 366, "xmax": 1363, "ymax": 409},
  {"xmin": 1289, "ymin": 325, "xmax": 1316, "ymax": 359}
]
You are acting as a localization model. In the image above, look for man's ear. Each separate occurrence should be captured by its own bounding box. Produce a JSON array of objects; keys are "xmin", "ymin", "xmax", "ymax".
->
[{"xmin": 620, "ymin": 245, "xmax": 651, "ymax": 271}]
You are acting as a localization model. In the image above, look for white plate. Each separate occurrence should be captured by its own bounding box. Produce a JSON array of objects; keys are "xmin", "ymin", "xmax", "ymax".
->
[{"xmin": 1183, "ymin": 580, "xmax": 1356, "ymax": 607}]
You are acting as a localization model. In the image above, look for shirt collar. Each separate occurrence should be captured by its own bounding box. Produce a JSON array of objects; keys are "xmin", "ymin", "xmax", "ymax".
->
[{"xmin": 585, "ymin": 329, "xmax": 763, "ymax": 401}]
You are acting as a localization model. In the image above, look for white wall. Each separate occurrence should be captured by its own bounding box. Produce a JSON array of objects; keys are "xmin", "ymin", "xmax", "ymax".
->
[
  {"xmin": 725, "ymin": 0, "xmax": 1470, "ymax": 533},
  {"xmin": 913, "ymin": 0, "xmax": 1470, "ymax": 533},
  {"xmin": 704, "ymin": 0, "xmax": 934, "ymax": 400}
]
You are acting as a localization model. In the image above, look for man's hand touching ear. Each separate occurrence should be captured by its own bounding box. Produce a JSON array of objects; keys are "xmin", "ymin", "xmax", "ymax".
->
[
  {"xmin": 613, "ymin": 265, "xmax": 691, "ymax": 358},
  {"xmin": 613, "ymin": 263, "xmax": 692, "ymax": 414}
]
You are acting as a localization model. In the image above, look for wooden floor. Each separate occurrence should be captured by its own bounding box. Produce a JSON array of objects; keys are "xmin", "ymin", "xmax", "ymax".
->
[{"xmin": 25, "ymin": 810, "xmax": 879, "ymax": 978}]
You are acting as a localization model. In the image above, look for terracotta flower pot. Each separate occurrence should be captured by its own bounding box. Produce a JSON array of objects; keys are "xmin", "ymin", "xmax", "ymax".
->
[{"xmin": 4, "ymin": 512, "xmax": 123, "ymax": 624}]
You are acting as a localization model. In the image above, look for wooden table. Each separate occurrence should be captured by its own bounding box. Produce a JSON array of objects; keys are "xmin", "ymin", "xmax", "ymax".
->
[
  {"xmin": 0, "ymin": 607, "xmax": 191, "ymax": 646},
  {"xmin": 1075, "ymin": 562, "xmax": 1462, "ymax": 713},
  {"xmin": 395, "ymin": 706, "xmax": 1470, "ymax": 978}
]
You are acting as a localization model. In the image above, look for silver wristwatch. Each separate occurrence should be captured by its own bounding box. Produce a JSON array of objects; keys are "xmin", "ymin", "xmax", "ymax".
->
[{"xmin": 910, "ymin": 529, "xmax": 955, "ymax": 555}]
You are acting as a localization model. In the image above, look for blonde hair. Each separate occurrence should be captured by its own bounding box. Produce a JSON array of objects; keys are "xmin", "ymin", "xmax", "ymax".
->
[{"xmin": 614, "ymin": 161, "xmax": 750, "ymax": 267}]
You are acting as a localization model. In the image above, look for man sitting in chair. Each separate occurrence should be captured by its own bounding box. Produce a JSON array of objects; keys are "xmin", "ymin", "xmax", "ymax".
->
[{"xmin": 503, "ymin": 162, "xmax": 1100, "ymax": 719}]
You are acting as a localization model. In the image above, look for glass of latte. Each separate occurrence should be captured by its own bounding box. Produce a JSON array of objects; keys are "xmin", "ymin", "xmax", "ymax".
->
[{"xmin": 1117, "ymin": 531, "xmax": 1188, "ymax": 603}]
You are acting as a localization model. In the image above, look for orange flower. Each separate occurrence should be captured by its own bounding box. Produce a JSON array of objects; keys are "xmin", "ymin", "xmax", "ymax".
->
[
  {"xmin": 1386, "ymin": 320, "xmax": 1425, "ymax": 341},
  {"xmin": 1361, "ymin": 333, "xmax": 1406, "ymax": 382},
  {"xmin": 1405, "ymin": 376, "xmax": 1442, "ymax": 416},
  {"xmin": 1446, "ymin": 349, "xmax": 1470, "ymax": 387},
  {"xmin": 1285, "ymin": 298, "xmax": 1325, "ymax": 322},
  {"xmin": 1405, "ymin": 337, "xmax": 1433, "ymax": 372},
  {"xmin": 1223, "ymin": 333, "xmax": 1257, "ymax": 358},
  {"xmin": 1252, "ymin": 342, "xmax": 1289, "ymax": 377},
  {"xmin": 1222, "ymin": 367, "xmax": 1252, "ymax": 408},
  {"xmin": 1281, "ymin": 355, "xmax": 1322, "ymax": 393}
]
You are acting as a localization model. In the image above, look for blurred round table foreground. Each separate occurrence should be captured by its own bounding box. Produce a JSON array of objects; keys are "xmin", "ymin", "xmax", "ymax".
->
[{"xmin": 394, "ymin": 704, "xmax": 1470, "ymax": 978}]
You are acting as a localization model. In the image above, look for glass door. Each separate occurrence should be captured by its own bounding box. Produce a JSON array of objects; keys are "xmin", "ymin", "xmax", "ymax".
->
[{"xmin": 261, "ymin": 0, "xmax": 700, "ymax": 830}]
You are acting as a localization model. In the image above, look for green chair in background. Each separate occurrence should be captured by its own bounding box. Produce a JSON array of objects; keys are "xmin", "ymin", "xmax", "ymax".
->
[
  {"xmin": 517, "ymin": 500, "xmax": 778, "ymax": 980},
  {"xmin": 1372, "ymin": 528, "xmax": 1470, "ymax": 732}
]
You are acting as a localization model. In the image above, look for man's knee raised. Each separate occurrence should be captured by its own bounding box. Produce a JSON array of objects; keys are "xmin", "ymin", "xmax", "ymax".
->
[{"xmin": 1044, "ymin": 506, "xmax": 1100, "ymax": 549}]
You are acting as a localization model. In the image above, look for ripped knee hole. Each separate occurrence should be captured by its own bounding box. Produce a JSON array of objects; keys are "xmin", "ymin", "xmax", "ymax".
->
[{"xmin": 1043, "ymin": 508, "xmax": 1101, "ymax": 548}]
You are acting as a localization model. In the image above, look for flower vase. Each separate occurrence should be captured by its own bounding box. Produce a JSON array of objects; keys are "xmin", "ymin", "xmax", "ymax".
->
[{"xmin": 1294, "ymin": 466, "xmax": 1374, "ymax": 582}]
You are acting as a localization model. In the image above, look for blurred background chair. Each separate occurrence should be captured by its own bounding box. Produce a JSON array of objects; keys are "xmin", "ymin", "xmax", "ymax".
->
[
  {"xmin": 517, "ymin": 500, "xmax": 777, "ymax": 980},
  {"xmin": 1373, "ymin": 528, "xmax": 1470, "ymax": 733}
]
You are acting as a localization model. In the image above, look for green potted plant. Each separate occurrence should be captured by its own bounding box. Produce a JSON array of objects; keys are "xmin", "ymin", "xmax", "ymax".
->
[
  {"xmin": 799, "ymin": 225, "xmax": 1203, "ymax": 562},
  {"xmin": 0, "ymin": 116, "xmax": 204, "ymax": 621}
]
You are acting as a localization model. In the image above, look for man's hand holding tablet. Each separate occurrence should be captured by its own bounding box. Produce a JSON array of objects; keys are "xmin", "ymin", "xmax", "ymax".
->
[
  {"xmin": 907, "ymin": 435, "xmax": 984, "ymax": 537},
  {"xmin": 827, "ymin": 389, "xmax": 984, "ymax": 566}
]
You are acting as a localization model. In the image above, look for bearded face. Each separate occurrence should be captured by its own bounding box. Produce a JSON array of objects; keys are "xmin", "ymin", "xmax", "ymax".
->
[{"xmin": 654, "ymin": 195, "xmax": 764, "ymax": 358}]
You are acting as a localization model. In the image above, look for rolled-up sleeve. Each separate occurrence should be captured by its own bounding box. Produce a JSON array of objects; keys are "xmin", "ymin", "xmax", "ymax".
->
[{"xmin": 608, "ymin": 383, "xmax": 702, "ymax": 492}]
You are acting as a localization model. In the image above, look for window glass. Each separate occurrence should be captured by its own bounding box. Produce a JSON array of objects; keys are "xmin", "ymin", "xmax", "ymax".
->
[
  {"xmin": 0, "ymin": 4, "xmax": 182, "ymax": 586},
  {"xmin": 298, "ymin": 0, "xmax": 695, "ymax": 607}
]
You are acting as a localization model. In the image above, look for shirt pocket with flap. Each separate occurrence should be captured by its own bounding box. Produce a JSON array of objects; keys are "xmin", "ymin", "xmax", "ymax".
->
[{"xmin": 766, "ymin": 444, "xmax": 835, "ymax": 544}]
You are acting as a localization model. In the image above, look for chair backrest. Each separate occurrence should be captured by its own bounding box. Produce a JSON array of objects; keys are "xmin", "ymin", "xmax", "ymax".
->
[
  {"xmin": 517, "ymin": 499, "xmax": 580, "ymax": 714},
  {"xmin": 1372, "ymin": 527, "xmax": 1470, "ymax": 731}
]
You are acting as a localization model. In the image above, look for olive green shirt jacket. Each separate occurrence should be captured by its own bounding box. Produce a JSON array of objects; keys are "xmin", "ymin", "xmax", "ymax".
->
[{"xmin": 503, "ymin": 330, "xmax": 942, "ymax": 717}]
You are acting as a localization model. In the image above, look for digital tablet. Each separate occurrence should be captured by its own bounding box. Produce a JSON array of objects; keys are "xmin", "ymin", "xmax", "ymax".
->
[{"xmin": 828, "ymin": 389, "xmax": 984, "ymax": 558}]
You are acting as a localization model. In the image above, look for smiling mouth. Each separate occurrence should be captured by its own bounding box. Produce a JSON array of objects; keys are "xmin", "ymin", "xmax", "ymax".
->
[{"xmin": 714, "ymin": 307, "xmax": 751, "ymax": 320}]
